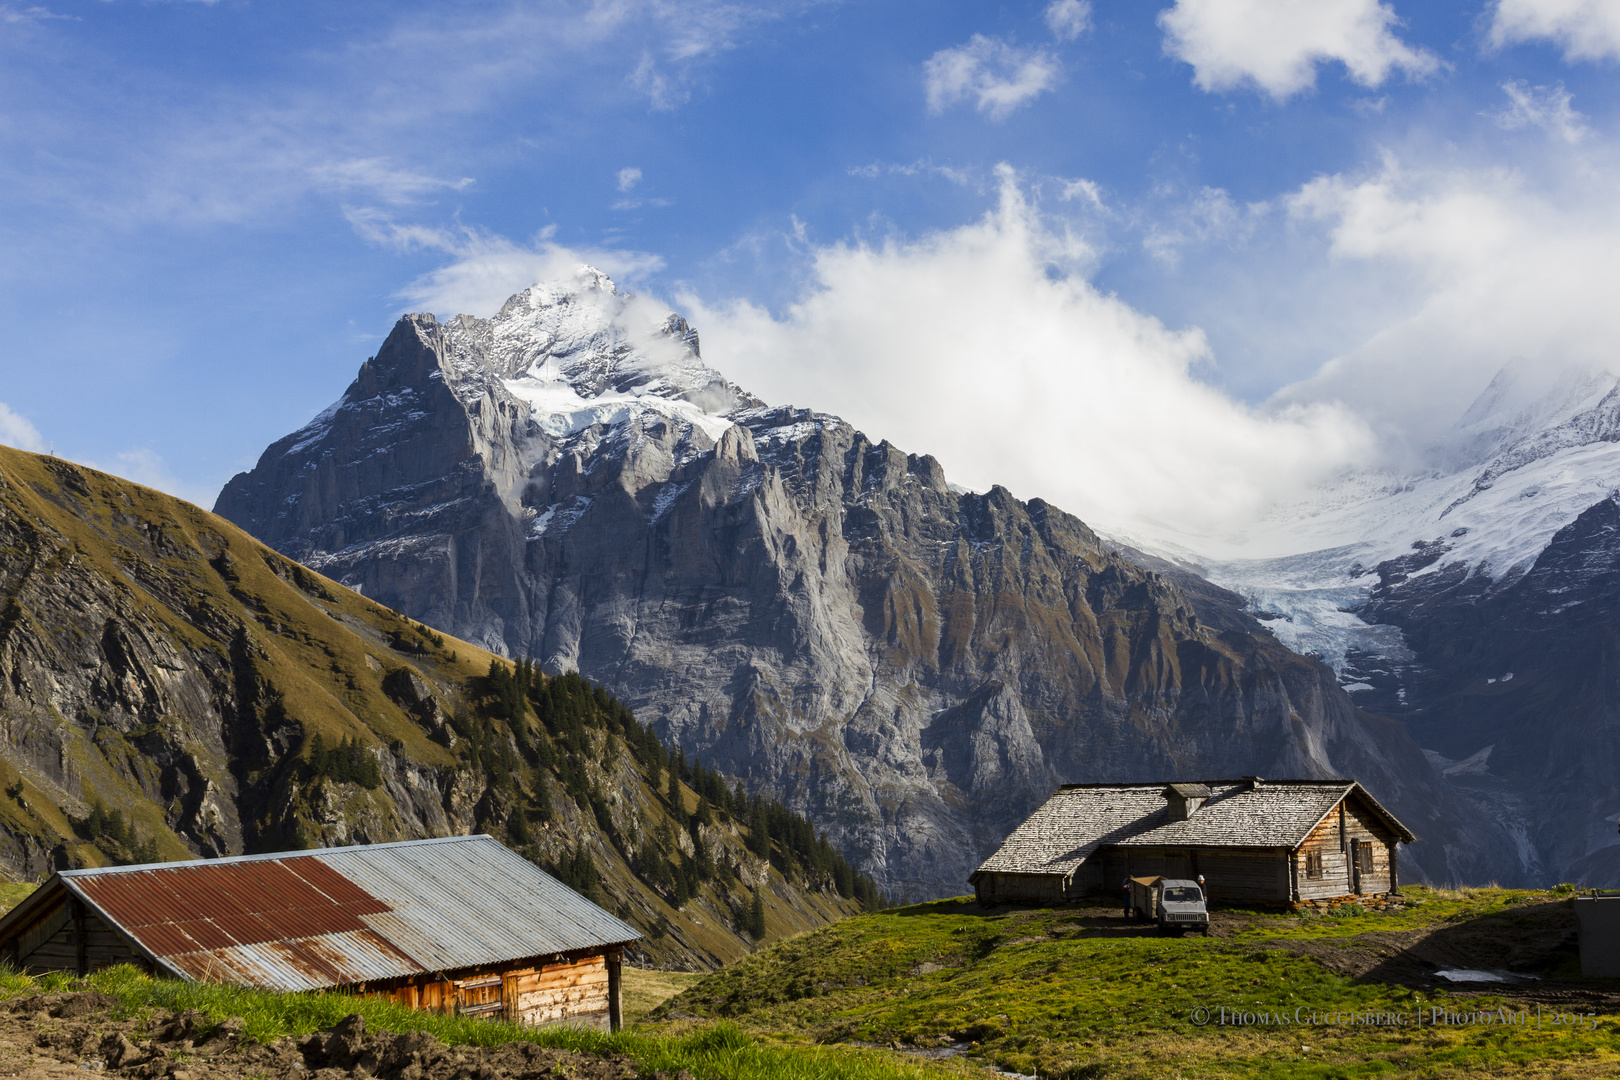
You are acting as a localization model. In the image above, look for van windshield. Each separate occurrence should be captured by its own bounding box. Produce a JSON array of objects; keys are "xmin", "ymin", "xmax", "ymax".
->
[{"xmin": 1163, "ymin": 887, "xmax": 1203, "ymax": 903}]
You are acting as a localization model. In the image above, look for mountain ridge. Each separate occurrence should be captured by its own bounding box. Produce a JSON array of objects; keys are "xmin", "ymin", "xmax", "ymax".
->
[{"xmin": 214, "ymin": 268, "xmax": 1517, "ymax": 897}]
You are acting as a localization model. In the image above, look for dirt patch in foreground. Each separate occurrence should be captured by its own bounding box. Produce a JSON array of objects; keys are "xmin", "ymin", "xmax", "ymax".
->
[{"xmin": 0, "ymin": 992, "xmax": 674, "ymax": 1080}]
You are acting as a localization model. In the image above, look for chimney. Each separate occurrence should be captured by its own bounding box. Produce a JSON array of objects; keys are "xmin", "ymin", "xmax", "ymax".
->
[{"xmin": 1164, "ymin": 783, "xmax": 1211, "ymax": 821}]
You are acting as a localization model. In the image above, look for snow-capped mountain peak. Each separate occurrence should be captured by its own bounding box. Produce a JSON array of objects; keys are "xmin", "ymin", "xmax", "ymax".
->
[{"xmin": 431, "ymin": 268, "xmax": 760, "ymax": 446}]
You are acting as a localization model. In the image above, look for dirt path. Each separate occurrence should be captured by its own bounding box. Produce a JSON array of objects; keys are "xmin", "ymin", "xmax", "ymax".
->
[{"xmin": 0, "ymin": 992, "xmax": 670, "ymax": 1080}]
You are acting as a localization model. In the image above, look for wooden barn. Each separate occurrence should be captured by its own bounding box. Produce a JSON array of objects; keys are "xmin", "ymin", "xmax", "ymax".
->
[
  {"xmin": 0, "ymin": 835, "xmax": 640, "ymax": 1031},
  {"xmin": 970, "ymin": 778, "xmax": 1416, "ymax": 906}
]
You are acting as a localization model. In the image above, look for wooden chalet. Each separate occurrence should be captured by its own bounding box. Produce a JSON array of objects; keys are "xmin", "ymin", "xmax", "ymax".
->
[
  {"xmin": 970, "ymin": 778, "xmax": 1416, "ymax": 906},
  {"xmin": 0, "ymin": 835, "xmax": 640, "ymax": 1031}
]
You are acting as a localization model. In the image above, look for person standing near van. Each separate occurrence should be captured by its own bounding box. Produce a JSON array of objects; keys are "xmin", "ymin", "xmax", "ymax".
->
[{"xmin": 1122, "ymin": 877, "xmax": 1132, "ymax": 918}]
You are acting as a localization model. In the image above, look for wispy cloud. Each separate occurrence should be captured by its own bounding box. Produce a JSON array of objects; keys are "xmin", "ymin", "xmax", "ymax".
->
[
  {"xmin": 345, "ymin": 209, "xmax": 664, "ymax": 317},
  {"xmin": 1489, "ymin": 80, "xmax": 1588, "ymax": 143},
  {"xmin": 0, "ymin": 402, "xmax": 45, "ymax": 452},
  {"xmin": 847, "ymin": 158, "xmax": 978, "ymax": 186},
  {"xmin": 617, "ymin": 167, "xmax": 643, "ymax": 192},
  {"xmin": 0, "ymin": 1, "xmax": 822, "ymax": 232},
  {"xmin": 0, "ymin": 5, "xmax": 76, "ymax": 24},
  {"xmin": 1142, "ymin": 186, "xmax": 1260, "ymax": 265},
  {"xmin": 1159, "ymin": 0, "xmax": 1439, "ymax": 100},
  {"xmin": 1044, "ymin": 0, "xmax": 1092, "ymax": 42},
  {"xmin": 924, "ymin": 35, "xmax": 1061, "ymax": 120},
  {"xmin": 1489, "ymin": 0, "xmax": 1620, "ymax": 62},
  {"xmin": 308, "ymin": 158, "xmax": 474, "ymax": 204}
]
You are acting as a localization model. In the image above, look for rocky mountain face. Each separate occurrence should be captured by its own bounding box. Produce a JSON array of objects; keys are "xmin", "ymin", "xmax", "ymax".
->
[
  {"xmin": 1350, "ymin": 493, "xmax": 1620, "ymax": 887},
  {"xmin": 0, "ymin": 444, "xmax": 859, "ymax": 968},
  {"xmin": 215, "ymin": 268, "xmax": 1512, "ymax": 897},
  {"xmin": 1182, "ymin": 365, "xmax": 1620, "ymax": 887}
]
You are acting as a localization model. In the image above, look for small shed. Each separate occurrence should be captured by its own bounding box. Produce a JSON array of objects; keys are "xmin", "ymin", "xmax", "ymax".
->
[
  {"xmin": 0, "ymin": 835, "xmax": 640, "ymax": 1031},
  {"xmin": 970, "ymin": 778, "xmax": 1416, "ymax": 906}
]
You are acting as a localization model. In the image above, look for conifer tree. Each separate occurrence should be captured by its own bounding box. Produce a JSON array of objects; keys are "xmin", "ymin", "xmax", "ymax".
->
[{"xmin": 748, "ymin": 889, "xmax": 766, "ymax": 940}]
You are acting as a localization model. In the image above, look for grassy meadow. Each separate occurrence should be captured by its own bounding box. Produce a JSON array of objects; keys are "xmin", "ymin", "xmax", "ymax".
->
[
  {"xmin": 4, "ymin": 885, "xmax": 1619, "ymax": 1079},
  {"xmin": 655, "ymin": 885, "xmax": 1620, "ymax": 1079}
]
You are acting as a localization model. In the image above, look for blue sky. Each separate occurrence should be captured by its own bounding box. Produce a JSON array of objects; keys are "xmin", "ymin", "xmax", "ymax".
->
[{"xmin": 2, "ymin": 0, "xmax": 1617, "ymax": 540}]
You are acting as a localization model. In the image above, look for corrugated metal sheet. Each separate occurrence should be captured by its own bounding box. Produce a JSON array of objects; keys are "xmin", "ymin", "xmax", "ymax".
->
[{"xmin": 58, "ymin": 835, "xmax": 639, "ymax": 992}]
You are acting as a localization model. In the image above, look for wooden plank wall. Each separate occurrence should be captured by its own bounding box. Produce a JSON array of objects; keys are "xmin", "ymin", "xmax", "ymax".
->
[
  {"xmin": 974, "ymin": 872, "xmax": 1069, "ymax": 905},
  {"xmin": 512, "ymin": 955, "xmax": 609, "ymax": 1027},
  {"xmin": 1295, "ymin": 810, "xmax": 1352, "ymax": 901},
  {"xmin": 17, "ymin": 900, "xmax": 142, "ymax": 976},
  {"xmin": 1088, "ymin": 848, "xmax": 1290, "ymax": 902},
  {"xmin": 363, "ymin": 953, "xmax": 614, "ymax": 1030},
  {"xmin": 1292, "ymin": 798, "xmax": 1398, "ymax": 899}
]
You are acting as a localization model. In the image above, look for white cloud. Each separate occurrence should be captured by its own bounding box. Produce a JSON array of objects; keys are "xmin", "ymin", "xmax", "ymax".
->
[
  {"xmin": 1142, "ymin": 185, "xmax": 1257, "ymax": 265},
  {"xmin": 1045, "ymin": 0, "xmax": 1092, "ymax": 41},
  {"xmin": 617, "ymin": 167, "xmax": 643, "ymax": 192},
  {"xmin": 847, "ymin": 158, "xmax": 979, "ymax": 186},
  {"xmin": 0, "ymin": 402, "xmax": 45, "ymax": 452},
  {"xmin": 347, "ymin": 210, "xmax": 664, "ymax": 318},
  {"xmin": 1, "ymin": 5, "xmax": 75, "ymax": 22},
  {"xmin": 1158, "ymin": 0, "xmax": 1439, "ymax": 99},
  {"xmin": 923, "ymin": 35, "xmax": 1061, "ymax": 120},
  {"xmin": 1490, "ymin": 81, "xmax": 1587, "ymax": 143},
  {"xmin": 1060, "ymin": 177, "xmax": 1104, "ymax": 206},
  {"xmin": 1489, "ymin": 0, "xmax": 1620, "ymax": 62},
  {"xmin": 1277, "ymin": 153, "xmax": 1620, "ymax": 454},
  {"xmin": 684, "ymin": 166, "xmax": 1373, "ymax": 537},
  {"xmin": 630, "ymin": 51, "xmax": 693, "ymax": 111},
  {"xmin": 308, "ymin": 158, "xmax": 474, "ymax": 204}
]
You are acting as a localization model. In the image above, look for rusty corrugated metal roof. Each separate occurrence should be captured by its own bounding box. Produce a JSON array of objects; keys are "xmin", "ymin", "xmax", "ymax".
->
[{"xmin": 54, "ymin": 835, "xmax": 640, "ymax": 992}]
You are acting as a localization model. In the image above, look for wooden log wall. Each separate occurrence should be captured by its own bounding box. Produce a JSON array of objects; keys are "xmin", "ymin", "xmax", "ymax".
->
[{"xmin": 1291, "ymin": 797, "xmax": 1398, "ymax": 900}]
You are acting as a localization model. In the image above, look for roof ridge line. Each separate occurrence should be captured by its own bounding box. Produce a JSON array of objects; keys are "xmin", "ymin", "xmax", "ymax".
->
[
  {"xmin": 1057, "ymin": 778, "xmax": 1351, "ymax": 790},
  {"xmin": 57, "ymin": 833, "xmax": 495, "ymax": 878}
]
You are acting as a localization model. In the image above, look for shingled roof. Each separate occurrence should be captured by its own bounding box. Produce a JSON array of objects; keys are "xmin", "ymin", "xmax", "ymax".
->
[{"xmin": 971, "ymin": 779, "xmax": 1415, "ymax": 880}]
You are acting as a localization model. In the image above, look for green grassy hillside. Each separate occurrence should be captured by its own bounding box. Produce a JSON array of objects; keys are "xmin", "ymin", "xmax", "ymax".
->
[
  {"xmin": 655, "ymin": 887, "xmax": 1620, "ymax": 1078},
  {"xmin": 0, "ymin": 445, "xmax": 873, "ymax": 968}
]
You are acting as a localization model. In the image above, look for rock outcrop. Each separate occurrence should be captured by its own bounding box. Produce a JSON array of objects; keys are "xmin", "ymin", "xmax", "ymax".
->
[{"xmin": 216, "ymin": 268, "xmax": 1505, "ymax": 896}]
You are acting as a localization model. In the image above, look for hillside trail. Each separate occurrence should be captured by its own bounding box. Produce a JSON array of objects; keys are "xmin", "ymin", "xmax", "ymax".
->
[{"xmin": 0, "ymin": 992, "xmax": 678, "ymax": 1080}]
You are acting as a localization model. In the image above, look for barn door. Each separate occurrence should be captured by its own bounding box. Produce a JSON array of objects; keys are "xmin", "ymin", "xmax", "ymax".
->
[{"xmin": 454, "ymin": 975, "xmax": 506, "ymax": 1019}]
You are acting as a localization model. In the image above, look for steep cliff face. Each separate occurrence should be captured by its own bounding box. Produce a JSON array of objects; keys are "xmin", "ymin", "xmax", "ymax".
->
[
  {"xmin": 1181, "ymin": 366, "xmax": 1620, "ymax": 887},
  {"xmin": 1353, "ymin": 492, "xmax": 1620, "ymax": 885},
  {"xmin": 216, "ymin": 269, "xmax": 1508, "ymax": 896},
  {"xmin": 0, "ymin": 445, "xmax": 859, "ymax": 967}
]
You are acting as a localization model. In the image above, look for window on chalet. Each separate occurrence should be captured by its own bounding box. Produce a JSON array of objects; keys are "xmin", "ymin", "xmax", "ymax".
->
[
  {"xmin": 1354, "ymin": 840, "xmax": 1374, "ymax": 875},
  {"xmin": 1304, "ymin": 849, "xmax": 1323, "ymax": 880}
]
